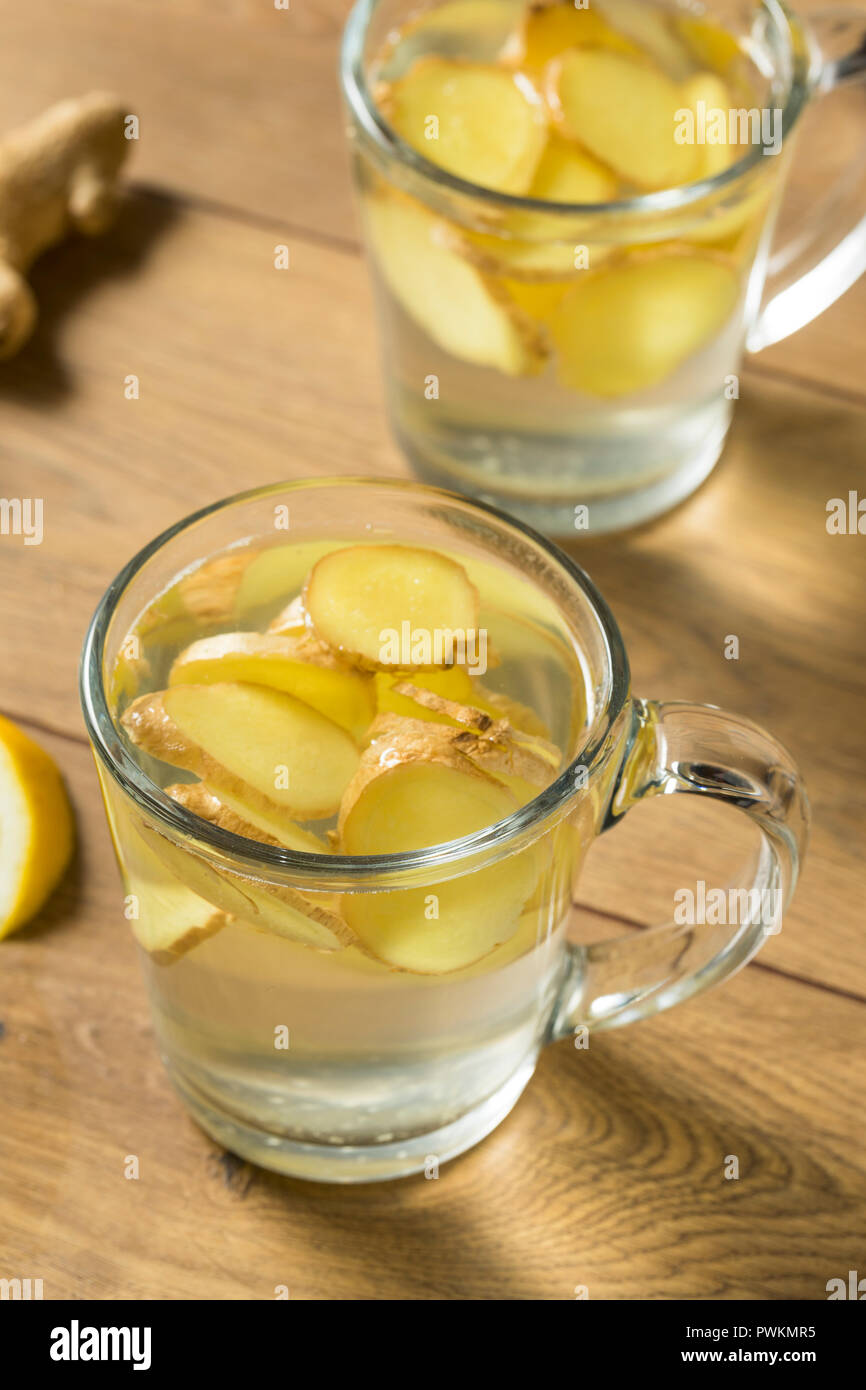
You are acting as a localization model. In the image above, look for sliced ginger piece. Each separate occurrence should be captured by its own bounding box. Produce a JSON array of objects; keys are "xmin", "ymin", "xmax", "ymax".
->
[
  {"xmin": 166, "ymin": 781, "xmax": 330, "ymax": 855},
  {"xmin": 471, "ymin": 681, "xmax": 553, "ymax": 739},
  {"xmin": 339, "ymin": 721, "xmax": 514, "ymax": 851},
  {"xmin": 401, "ymin": 0, "xmax": 525, "ymax": 61},
  {"xmin": 367, "ymin": 708, "xmax": 558, "ymax": 810},
  {"xmin": 341, "ymin": 872, "xmax": 531, "ymax": 975},
  {"xmin": 675, "ymin": 72, "xmax": 773, "ymax": 248},
  {"xmin": 135, "ymin": 815, "xmax": 352, "ymax": 953},
  {"xmin": 305, "ymin": 543, "xmax": 480, "ymax": 672},
  {"xmin": 525, "ymin": 134, "xmax": 619, "ymax": 206},
  {"xmin": 379, "ymin": 56, "xmax": 547, "ymax": 195},
  {"xmin": 501, "ymin": 276, "xmax": 572, "ymax": 321},
  {"xmin": 233, "ymin": 541, "xmax": 337, "ymax": 619},
  {"xmin": 118, "ymin": 811, "xmax": 229, "ymax": 964},
  {"xmin": 139, "ymin": 551, "xmax": 254, "ymax": 637},
  {"xmin": 594, "ymin": 0, "xmax": 694, "ymax": 78},
  {"xmin": 338, "ymin": 727, "xmax": 539, "ymax": 972},
  {"xmin": 365, "ymin": 192, "xmax": 547, "ymax": 374},
  {"xmin": 388, "ymin": 682, "xmax": 499, "ymax": 734},
  {"xmin": 0, "ymin": 714, "xmax": 74, "ymax": 939},
  {"xmin": 375, "ymin": 666, "xmax": 478, "ymax": 725},
  {"xmin": 505, "ymin": 0, "xmax": 640, "ymax": 70},
  {"xmin": 168, "ymin": 630, "xmax": 375, "ymax": 742},
  {"xmin": 679, "ymin": 71, "xmax": 737, "ymax": 181},
  {"xmin": 675, "ymin": 13, "xmax": 744, "ymax": 76},
  {"xmin": 266, "ymin": 595, "xmax": 306, "ymax": 636},
  {"xmin": 132, "ymin": 551, "xmax": 257, "ymax": 654},
  {"xmin": 389, "ymin": 686, "xmax": 559, "ymax": 768},
  {"xmin": 451, "ymin": 135, "xmax": 619, "ymax": 280},
  {"xmin": 549, "ymin": 249, "xmax": 739, "ymax": 396},
  {"xmin": 121, "ymin": 682, "xmax": 359, "ymax": 821},
  {"xmin": 200, "ymin": 784, "xmax": 331, "ymax": 854},
  {"xmin": 547, "ymin": 49, "xmax": 699, "ymax": 191}
]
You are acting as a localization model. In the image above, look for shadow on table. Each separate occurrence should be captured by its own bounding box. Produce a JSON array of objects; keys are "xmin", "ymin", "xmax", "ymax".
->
[
  {"xmin": 551, "ymin": 381, "xmax": 866, "ymax": 702},
  {"xmin": 0, "ymin": 186, "xmax": 179, "ymax": 403},
  {"xmin": 234, "ymin": 1029, "xmax": 863, "ymax": 1300}
]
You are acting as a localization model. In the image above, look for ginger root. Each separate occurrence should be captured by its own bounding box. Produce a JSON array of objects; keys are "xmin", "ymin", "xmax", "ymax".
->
[{"xmin": 0, "ymin": 92, "xmax": 130, "ymax": 359}]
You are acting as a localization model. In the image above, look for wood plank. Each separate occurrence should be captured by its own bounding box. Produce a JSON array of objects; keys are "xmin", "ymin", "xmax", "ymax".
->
[
  {"xmin": 0, "ymin": 0, "xmax": 359, "ymax": 243},
  {"xmin": 0, "ymin": 0, "xmax": 863, "ymax": 398},
  {"xmin": 0, "ymin": 736, "xmax": 863, "ymax": 1299}
]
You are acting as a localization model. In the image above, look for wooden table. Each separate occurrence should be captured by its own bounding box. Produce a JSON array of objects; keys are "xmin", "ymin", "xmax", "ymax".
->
[{"xmin": 1, "ymin": 0, "xmax": 864, "ymax": 1301}]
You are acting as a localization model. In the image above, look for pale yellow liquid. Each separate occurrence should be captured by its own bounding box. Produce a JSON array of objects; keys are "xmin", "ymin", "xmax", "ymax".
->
[{"xmin": 105, "ymin": 540, "xmax": 594, "ymax": 1170}]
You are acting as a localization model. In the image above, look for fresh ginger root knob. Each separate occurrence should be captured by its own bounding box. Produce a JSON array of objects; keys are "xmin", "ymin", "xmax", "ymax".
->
[{"xmin": 0, "ymin": 92, "xmax": 130, "ymax": 359}]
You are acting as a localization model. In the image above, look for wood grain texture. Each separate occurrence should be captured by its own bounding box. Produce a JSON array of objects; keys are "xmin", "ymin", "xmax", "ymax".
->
[
  {"xmin": 0, "ymin": 0, "xmax": 359, "ymax": 243},
  {"xmin": 0, "ymin": 0, "xmax": 865, "ymax": 1302},
  {"xmin": 0, "ymin": 731, "xmax": 863, "ymax": 1300}
]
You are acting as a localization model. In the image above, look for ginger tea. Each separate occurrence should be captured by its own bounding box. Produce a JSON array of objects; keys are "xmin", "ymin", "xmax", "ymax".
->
[
  {"xmin": 104, "ymin": 535, "xmax": 597, "ymax": 1179},
  {"xmin": 351, "ymin": 0, "xmax": 789, "ymax": 531}
]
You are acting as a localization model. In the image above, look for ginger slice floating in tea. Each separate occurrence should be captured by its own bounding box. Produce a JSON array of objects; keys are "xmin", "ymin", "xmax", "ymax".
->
[
  {"xmin": 449, "ymin": 135, "xmax": 619, "ymax": 281},
  {"xmin": 500, "ymin": 276, "xmax": 572, "ymax": 322},
  {"xmin": 375, "ymin": 666, "xmax": 480, "ymax": 725},
  {"xmin": 365, "ymin": 705, "xmax": 558, "ymax": 814},
  {"xmin": 121, "ymin": 681, "xmax": 360, "ymax": 821},
  {"xmin": 525, "ymin": 133, "xmax": 619, "ymax": 206},
  {"xmin": 168, "ymin": 630, "xmax": 375, "ymax": 742},
  {"xmin": 137, "ymin": 810, "xmax": 352, "ymax": 954},
  {"xmin": 471, "ymin": 682, "xmax": 554, "ymax": 739},
  {"xmin": 675, "ymin": 13, "xmax": 744, "ymax": 76},
  {"xmin": 338, "ymin": 721, "xmax": 539, "ymax": 972},
  {"xmin": 504, "ymin": 0, "xmax": 641, "ymax": 71},
  {"xmin": 266, "ymin": 594, "xmax": 306, "ymax": 636},
  {"xmin": 679, "ymin": 71, "xmax": 737, "ymax": 181},
  {"xmin": 364, "ymin": 192, "xmax": 548, "ymax": 374},
  {"xmin": 163, "ymin": 783, "xmax": 351, "ymax": 951},
  {"xmin": 546, "ymin": 48, "xmax": 699, "ymax": 191},
  {"xmin": 400, "ymin": 0, "xmax": 526, "ymax": 62},
  {"xmin": 593, "ymin": 0, "xmax": 694, "ymax": 78},
  {"xmin": 119, "ymin": 813, "xmax": 230, "ymax": 965},
  {"xmin": 389, "ymin": 685, "xmax": 560, "ymax": 773},
  {"xmin": 548, "ymin": 249, "xmax": 739, "ymax": 396},
  {"xmin": 167, "ymin": 780, "xmax": 331, "ymax": 855},
  {"xmin": 304, "ymin": 542, "xmax": 480, "ymax": 672},
  {"xmin": 676, "ymin": 72, "xmax": 774, "ymax": 249},
  {"xmin": 232, "ymin": 541, "xmax": 337, "ymax": 619},
  {"xmin": 131, "ymin": 549, "xmax": 258, "ymax": 654},
  {"xmin": 378, "ymin": 56, "xmax": 547, "ymax": 194}
]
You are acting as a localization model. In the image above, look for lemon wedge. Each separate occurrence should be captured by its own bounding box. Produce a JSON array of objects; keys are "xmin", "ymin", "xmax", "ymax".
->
[{"xmin": 0, "ymin": 714, "xmax": 74, "ymax": 938}]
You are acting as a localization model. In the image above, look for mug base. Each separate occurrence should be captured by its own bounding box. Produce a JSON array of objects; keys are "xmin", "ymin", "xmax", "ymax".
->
[
  {"xmin": 399, "ymin": 413, "xmax": 728, "ymax": 536},
  {"xmin": 164, "ymin": 1053, "xmax": 537, "ymax": 1183}
]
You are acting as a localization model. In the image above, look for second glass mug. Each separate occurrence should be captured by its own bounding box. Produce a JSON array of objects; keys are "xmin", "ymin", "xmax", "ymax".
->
[
  {"xmin": 340, "ymin": 0, "xmax": 866, "ymax": 534},
  {"xmin": 81, "ymin": 479, "xmax": 808, "ymax": 1182}
]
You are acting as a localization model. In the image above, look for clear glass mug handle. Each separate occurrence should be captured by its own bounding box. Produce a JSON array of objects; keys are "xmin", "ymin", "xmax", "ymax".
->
[
  {"xmin": 747, "ymin": 6, "xmax": 866, "ymax": 351},
  {"xmin": 548, "ymin": 700, "xmax": 809, "ymax": 1038}
]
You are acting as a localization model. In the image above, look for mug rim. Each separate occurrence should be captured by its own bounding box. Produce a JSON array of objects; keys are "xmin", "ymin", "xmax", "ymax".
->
[
  {"xmin": 80, "ymin": 477, "xmax": 630, "ymax": 887},
  {"xmin": 339, "ymin": 0, "xmax": 814, "ymax": 219}
]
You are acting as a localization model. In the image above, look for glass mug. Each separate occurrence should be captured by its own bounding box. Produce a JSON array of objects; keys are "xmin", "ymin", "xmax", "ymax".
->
[
  {"xmin": 340, "ymin": 0, "xmax": 866, "ymax": 534},
  {"xmin": 81, "ymin": 479, "xmax": 808, "ymax": 1182}
]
